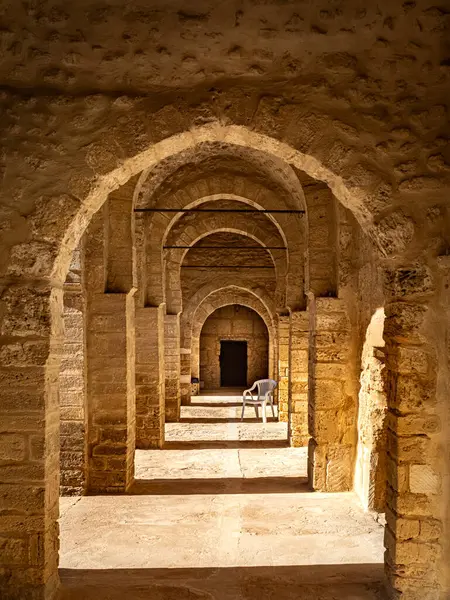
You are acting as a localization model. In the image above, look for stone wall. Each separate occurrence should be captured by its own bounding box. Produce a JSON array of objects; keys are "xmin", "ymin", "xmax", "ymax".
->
[
  {"xmin": 0, "ymin": 6, "xmax": 448, "ymax": 595},
  {"xmin": 200, "ymin": 305, "xmax": 268, "ymax": 389}
]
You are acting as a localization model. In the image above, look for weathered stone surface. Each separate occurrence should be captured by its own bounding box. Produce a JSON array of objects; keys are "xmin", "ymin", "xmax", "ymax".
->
[{"xmin": 0, "ymin": 4, "xmax": 449, "ymax": 599}]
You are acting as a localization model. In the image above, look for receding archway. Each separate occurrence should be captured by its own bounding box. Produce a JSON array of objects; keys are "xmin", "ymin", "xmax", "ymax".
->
[
  {"xmin": 1, "ymin": 120, "xmax": 445, "ymax": 600},
  {"xmin": 199, "ymin": 304, "xmax": 270, "ymax": 391}
]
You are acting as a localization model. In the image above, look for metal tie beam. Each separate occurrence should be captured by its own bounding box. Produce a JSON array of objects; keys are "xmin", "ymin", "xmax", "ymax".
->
[
  {"xmin": 164, "ymin": 245, "xmax": 287, "ymax": 250},
  {"xmin": 181, "ymin": 265, "xmax": 274, "ymax": 269},
  {"xmin": 135, "ymin": 208, "xmax": 305, "ymax": 214}
]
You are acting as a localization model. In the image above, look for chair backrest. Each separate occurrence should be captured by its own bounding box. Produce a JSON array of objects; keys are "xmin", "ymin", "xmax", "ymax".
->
[{"xmin": 255, "ymin": 379, "xmax": 277, "ymax": 399}]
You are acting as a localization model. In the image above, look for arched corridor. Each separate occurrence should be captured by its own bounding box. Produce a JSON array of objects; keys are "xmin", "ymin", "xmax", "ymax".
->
[{"xmin": 0, "ymin": 3, "xmax": 449, "ymax": 600}]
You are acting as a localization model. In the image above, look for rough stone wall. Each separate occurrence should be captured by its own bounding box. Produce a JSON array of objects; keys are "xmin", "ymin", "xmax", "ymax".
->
[
  {"xmin": 200, "ymin": 305, "xmax": 268, "ymax": 389},
  {"xmin": 0, "ymin": 4, "xmax": 448, "ymax": 597},
  {"xmin": 59, "ymin": 245, "xmax": 87, "ymax": 496}
]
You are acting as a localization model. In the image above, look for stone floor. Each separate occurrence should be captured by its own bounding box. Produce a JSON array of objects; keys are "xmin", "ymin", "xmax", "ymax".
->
[{"xmin": 59, "ymin": 391, "xmax": 386, "ymax": 599}]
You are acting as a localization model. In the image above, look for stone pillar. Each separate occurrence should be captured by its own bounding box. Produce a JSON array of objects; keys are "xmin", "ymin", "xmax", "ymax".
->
[
  {"xmin": 437, "ymin": 257, "xmax": 450, "ymax": 599},
  {"xmin": 164, "ymin": 314, "xmax": 181, "ymax": 422},
  {"xmin": 383, "ymin": 297, "xmax": 443, "ymax": 599},
  {"xmin": 180, "ymin": 347, "xmax": 191, "ymax": 405},
  {"xmin": 135, "ymin": 305, "xmax": 165, "ymax": 448},
  {"xmin": 59, "ymin": 283, "xmax": 87, "ymax": 496},
  {"xmin": 86, "ymin": 293, "xmax": 136, "ymax": 493},
  {"xmin": 308, "ymin": 297, "xmax": 355, "ymax": 492},
  {"xmin": 277, "ymin": 315, "xmax": 290, "ymax": 423},
  {"xmin": 290, "ymin": 311, "xmax": 309, "ymax": 447},
  {"xmin": 0, "ymin": 286, "xmax": 62, "ymax": 600}
]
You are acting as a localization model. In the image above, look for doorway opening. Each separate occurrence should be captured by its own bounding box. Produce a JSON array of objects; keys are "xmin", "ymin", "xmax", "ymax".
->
[{"xmin": 220, "ymin": 340, "xmax": 248, "ymax": 387}]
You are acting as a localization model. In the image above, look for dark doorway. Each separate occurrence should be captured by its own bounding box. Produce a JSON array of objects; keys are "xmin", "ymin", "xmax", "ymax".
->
[{"xmin": 220, "ymin": 341, "xmax": 247, "ymax": 387}]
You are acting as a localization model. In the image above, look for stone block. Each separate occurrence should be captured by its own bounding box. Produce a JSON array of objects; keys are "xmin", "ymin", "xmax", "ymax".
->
[
  {"xmin": 325, "ymin": 445, "xmax": 353, "ymax": 491},
  {"xmin": 384, "ymin": 303, "xmax": 428, "ymax": 344},
  {"xmin": 392, "ymin": 375, "xmax": 435, "ymax": 413},
  {"xmin": 387, "ymin": 431, "xmax": 432, "ymax": 464},
  {"xmin": 311, "ymin": 379, "xmax": 344, "ymax": 409},
  {"xmin": 0, "ymin": 536, "xmax": 28, "ymax": 564},
  {"xmin": 314, "ymin": 363, "xmax": 347, "ymax": 380},
  {"xmin": 409, "ymin": 465, "xmax": 441, "ymax": 495},
  {"xmin": 0, "ymin": 434, "xmax": 27, "ymax": 462}
]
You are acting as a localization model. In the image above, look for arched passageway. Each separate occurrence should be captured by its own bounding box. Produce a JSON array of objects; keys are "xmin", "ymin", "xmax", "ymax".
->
[
  {"xmin": 199, "ymin": 304, "xmax": 270, "ymax": 390},
  {"xmin": 0, "ymin": 6, "xmax": 449, "ymax": 598}
]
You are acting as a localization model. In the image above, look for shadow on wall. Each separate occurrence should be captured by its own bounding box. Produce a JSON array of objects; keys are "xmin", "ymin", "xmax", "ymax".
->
[
  {"xmin": 127, "ymin": 476, "xmax": 309, "ymax": 495},
  {"xmin": 60, "ymin": 564, "xmax": 385, "ymax": 600}
]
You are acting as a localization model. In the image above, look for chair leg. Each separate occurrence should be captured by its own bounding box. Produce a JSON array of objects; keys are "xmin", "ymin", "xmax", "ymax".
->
[
  {"xmin": 262, "ymin": 401, "xmax": 267, "ymax": 424},
  {"xmin": 270, "ymin": 398, "xmax": 276, "ymax": 418},
  {"xmin": 241, "ymin": 400, "xmax": 245, "ymax": 421},
  {"xmin": 254, "ymin": 405, "xmax": 259, "ymax": 419}
]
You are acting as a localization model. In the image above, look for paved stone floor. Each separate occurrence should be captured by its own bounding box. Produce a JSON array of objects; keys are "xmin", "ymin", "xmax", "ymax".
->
[{"xmin": 60, "ymin": 391, "xmax": 386, "ymax": 599}]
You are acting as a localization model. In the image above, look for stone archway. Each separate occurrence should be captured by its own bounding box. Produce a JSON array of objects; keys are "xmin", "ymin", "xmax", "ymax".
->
[{"xmin": 0, "ymin": 119, "xmax": 447, "ymax": 600}]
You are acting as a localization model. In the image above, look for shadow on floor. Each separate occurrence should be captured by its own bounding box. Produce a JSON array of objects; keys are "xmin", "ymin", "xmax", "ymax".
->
[
  {"xmin": 186, "ymin": 402, "xmax": 244, "ymax": 408},
  {"xmin": 129, "ymin": 476, "xmax": 309, "ymax": 495},
  {"xmin": 162, "ymin": 440, "xmax": 289, "ymax": 450},
  {"xmin": 60, "ymin": 564, "xmax": 385, "ymax": 599},
  {"xmin": 179, "ymin": 417, "xmax": 278, "ymax": 423}
]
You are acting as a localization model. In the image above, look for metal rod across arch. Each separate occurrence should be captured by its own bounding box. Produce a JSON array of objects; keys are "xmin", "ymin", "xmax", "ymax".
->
[
  {"xmin": 181, "ymin": 265, "xmax": 274, "ymax": 269},
  {"xmin": 134, "ymin": 208, "xmax": 305, "ymax": 214},
  {"xmin": 164, "ymin": 245, "xmax": 287, "ymax": 250}
]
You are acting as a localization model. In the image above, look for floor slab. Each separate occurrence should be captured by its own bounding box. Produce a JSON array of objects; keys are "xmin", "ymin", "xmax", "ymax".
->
[{"xmin": 59, "ymin": 391, "xmax": 385, "ymax": 599}]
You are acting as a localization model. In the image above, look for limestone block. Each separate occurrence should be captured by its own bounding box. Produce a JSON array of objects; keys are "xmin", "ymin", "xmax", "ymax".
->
[
  {"xmin": 384, "ymin": 265, "xmax": 434, "ymax": 300},
  {"xmin": 409, "ymin": 465, "xmax": 441, "ymax": 495},
  {"xmin": 0, "ymin": 434, "xmax": 26, "ymax": 462},
  {"xmin": 325, "ymin": 445, "xmax": 353, "ymax": 491},
  {"xmin": 315, "ymin": 312, "xmax": 349, "ymax": 331},
  {"xmin": 384, "ymin": 303, "xmax": 428, "ymax": 344},
  {"xmin": 387, "ymin": 430, "xmax": 432, "ymax": 464},
  {"xmin": 311, "ymin": 379, "xmax": 344, "ymax": 409},
  {"xmin": 392, "ymin": 375, "xmax": 435, "ymax": 413},
  {"xmin": 386, "ymin": 485, "xmax": 439, "ymax": 519},
  {"xmin": 386, "ymin": 412, "xmax": 441, "ymax": 437},
  {"xmin": 386, "ymin": 456, "xmax": 408, "ymax": 493},
  {"xmin": 314, "ymin": 363, "xmax": 346, "ymax": 380}
]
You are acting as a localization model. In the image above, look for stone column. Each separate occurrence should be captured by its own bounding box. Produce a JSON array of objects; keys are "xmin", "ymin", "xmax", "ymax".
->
[
  {"xmin": 59, "ymin": 282, "xmax": 87, "ymax": 496},
  {"xmin": 0, "ymin": 286, "xmax": 62, "ymax": 600},
  {"xmin": 382, "ymin": 265, "xmax": 445, "ymax": 600},
  {"xmin": 308, "ymin": 297, "xmax": 355, "ymax": 491},
  {"xmin": 180, "ymin": 347, "xmax": 192, "ymax": 405},
  {"xmin": 86, "ymin": 292, "xmax": 136, "ymax": 493},
  {"xmin": 84, "ymin": 194, "xmax": 137, "ymax": 494},
  {"xmin": 164, "ymin": 314, "xmax": 181, "ymax": 422},
  {"xmin": 290, "ymin": 311, "xmax": 309, "ymax": 447},
  {"xmin": 277, "ymin": 315, "xmax": 290, "ymax": 423},
  {"xmin": 135, "ymin": 305, "xmax": 165, "ymax": 448}
]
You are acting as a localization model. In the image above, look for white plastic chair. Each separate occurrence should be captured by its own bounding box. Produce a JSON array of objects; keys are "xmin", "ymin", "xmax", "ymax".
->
[{"xmin": 241, "ymin": 379, "xmax": 277, "ymax": 423}]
